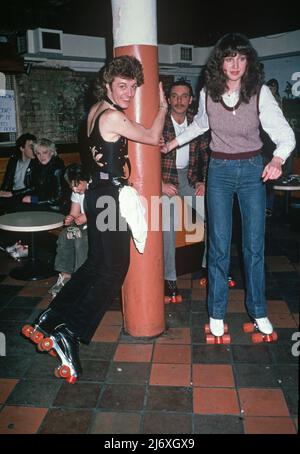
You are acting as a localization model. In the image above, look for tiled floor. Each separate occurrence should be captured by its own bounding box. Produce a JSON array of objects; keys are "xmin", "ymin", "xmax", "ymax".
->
[{"xmin": 0, "ymin": 211, "xmax": 299, "ymax": 434}]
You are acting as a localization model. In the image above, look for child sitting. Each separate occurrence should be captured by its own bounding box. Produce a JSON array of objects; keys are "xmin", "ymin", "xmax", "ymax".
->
[{"xmin": 49, "ymin": 163, "xmax": 90, "ymax": 297}]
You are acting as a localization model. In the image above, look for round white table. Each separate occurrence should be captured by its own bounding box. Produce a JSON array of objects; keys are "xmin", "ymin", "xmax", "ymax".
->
[
  {"xmin": 0, "ymin": 211, "xmax": 64, "ymax": 280},
  {"xmin": 273, "ymin": 183, "xmax": 300, "ymax": 216}
]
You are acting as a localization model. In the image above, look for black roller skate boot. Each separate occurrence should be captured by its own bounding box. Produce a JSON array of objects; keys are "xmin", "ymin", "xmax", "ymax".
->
[
  {"xmin": 164, "ymin": 280, "xmax": 182, "ymax": 304},
  {"xmin": 22, "ymin": 308, "xmax": 64, "ymax": 346}
]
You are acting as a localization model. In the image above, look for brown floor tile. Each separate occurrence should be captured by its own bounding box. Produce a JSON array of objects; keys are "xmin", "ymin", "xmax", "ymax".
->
[
  {"xmin": 53, "ymin": 383, "xmax": 102, "ymax": 408},
  {"xmin": 228, "ymin": 290, "xmax": 246, "ymax": 302},
  {"xmin": 267, "ymin": 300, "xmax": 292, "ymax": 314},
  {"xmin": 192, "ymin": 364, "xmax": 235, "ymax": 387},
  {"xmin": 0, "ymin": 379, "xmax": 19, "ymax": 404},
  {"xmin": 156, "ymin": 327, "xmax": 191, "ymax": 344},
  {"xmin": 98, "ymin": 384, "xmax": 145, "ymax": 411},
  {"xmin": 106, "ymin": 362, "xmax": 150, "ymax": 384},
  {"xmin": 39, "ymin": 408, "xmax": 92, "ymax": 434},
  {"xmin": 92, "ymin": 325, "xmax": 121, "ymax": 342},
  {"xmin": 177, "ymin": 278, "xmax": 192, "ymax": 289},
  {"xmin": 36, "ymin": 295, "xmax": 52, "ymax": 309},
  {"xmin": 113, "ymin": 343, "xmax": 153, "ymax": 362},
  {"xmin": 271, "ymin": 313, "xmax": 297, "ymax": 328},
  {"xmin": 0, "ymin": 406, "xmax": 47, "ymax": 434},
  {"xmin": 146, "ymin": 386, "xmax": 192, "ymax": 412},
  {"xmin": 153, "ymin": 344, "xmax": 191, "ymax": 364},
  {"xmin": 244, "ymin": 416, "xmax": 297, "ymax": 434},
  {"xmin": 100, "ymin": 310, "xmax": 123, "ymax": 326},
  {"xmin": 143, "ymin": 412, "xmax": 192, "ymax": 434},
  {"xmin": 267, "ymin": 263, "xmax": 295, "ymax": 272},
  {"xmin": 18, "ymin": 286, "xmax": 47, "ymax": 297},
  {"xmin": 1, "ymin": 276, "xmax": 28, "ymax": 286},
  {"xmin": 194, "ymin": 387, "xmax": 240, "ymax": 415},
  {"xmin": 239, "ymin": 388, "xmax": 290, "ymax": 417},
  {"xmin": 91, "ymin": 412, "xmax": 141, "ymax": 434},
  {"xmin": 191, "ymin": 288, "xmax": 206, "ymax": 299},
  {"xmin": 227, "ymin": 301, "xmax": 246, "ymax": 313},
  {"xmin": 150, "ymin": 364, "xmax": 191, "ymax": 387}
]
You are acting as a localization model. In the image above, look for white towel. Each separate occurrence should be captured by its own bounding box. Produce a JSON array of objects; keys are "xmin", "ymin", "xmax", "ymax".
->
[{"xmin": 119, "ymin": 186, "xmax": 147, "ymax": 253}]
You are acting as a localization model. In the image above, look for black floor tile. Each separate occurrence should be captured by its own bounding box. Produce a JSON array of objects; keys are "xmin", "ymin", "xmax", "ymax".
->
[
  {"xmin": 194, "ymin": 415, "xmax": 244, "ymax": 434},
  {"xmin": 231, "ymin": 345, "xmax": 273, "ymax": 364},
  {"xmin": 79, "ymin": 342, "xmax": 117, "ymax": 360},
  {"xmin": 0, "ymin": 308, "xmax": 33, "ymax": 322},
  {"xmin": 0, "ymin": 355, "xmax": 33, "ymax": 378},
  {"xmin": 143, "ymin": 412, "xmax": 192, "ymax": 434},
  {"xmin": 98, "ymin": 384, "xmax": 145, "ymax": 411},
  {"xmin": 39, "ymin": 409, "xmax": 92, "ymax": 434},
  {"xmin": 280, "ymin": 386, "xmax": 299, "ymax": 416},
  {"xmin": 6, "ymin": 379, "xmax": 61, "ymax": 407},
  {"xmin": 273, "ymin": 364, "xmax": 299, "ymax": 388},
  {"xmin": 192, "ymin": 345, "xmax": 231, "ymax": 364},
  {"xmin": 165, "ymin": 310, "xmax": 190, "ymax": 328},
  {"xmin": 268, "ymin": 343, "xmax": 299, "ymax": 364},
  {"xmin": 233, "ymin": 364, "xmax": 278, "ymax": 387},
  {"xmin": 80, "ymin": 360, "xmax": 109, "ymax": 382},
  {"xmin": 7, "ymin": 296, "xmax": 41, "ymax": 309},
  {"xmin": 106, "ymin": 362, "xmax": 151, "ymax": 384},
  {"xmin": 53, "ymin": 382, "xmax": 102, "ymax": 409},
  {"xmin": 146, "ymin": 386, "xmax": 192, "ymax": 412}
]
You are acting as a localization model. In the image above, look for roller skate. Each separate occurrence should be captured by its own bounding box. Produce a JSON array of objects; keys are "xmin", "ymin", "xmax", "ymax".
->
[
  {"xmin": 205, "ymin": 317, "xmax": 231, "ymax": 344},
  {"xmin": 243, "ymin": 317, "xmax": 278, "ymax": 343},
  {"xmin": 21, "ymin": 308, "xmax": 64, "ymax": 352},
  {"xmin": 164, "ymin": 280, "xmax": 182, "ymax": 304},
  {"xmin": 37, "ymin": 325, "xmax": 82, "ymax": 384}
]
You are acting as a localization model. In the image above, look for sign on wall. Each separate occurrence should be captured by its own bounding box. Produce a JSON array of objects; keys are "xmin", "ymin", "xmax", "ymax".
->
[{"xmin": 0, "ymin": 90, "xmax": 16, "ymax": 133}]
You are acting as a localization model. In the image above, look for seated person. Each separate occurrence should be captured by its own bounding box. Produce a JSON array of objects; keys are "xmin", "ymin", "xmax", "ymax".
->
[
  {"xmin": 15, "ymin": 138, "xmax": 67, "ymax": 212},
  {"xmin": 0, "ymin": 133, "xmax": 37, "ymax": 213},
  {"xmin": 49, "ymin": 163, "xmax": 89, "ymax": 297}
]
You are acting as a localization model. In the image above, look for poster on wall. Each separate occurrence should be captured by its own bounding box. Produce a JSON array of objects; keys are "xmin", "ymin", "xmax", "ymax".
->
[{"xmin": 0, "ymin": 90, "xmax": 17, "ymax": 133}]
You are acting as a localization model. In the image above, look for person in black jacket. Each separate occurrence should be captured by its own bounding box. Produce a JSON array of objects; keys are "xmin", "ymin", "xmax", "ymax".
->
[
  {"xmin": 18, "ymin": 138, "xmax": 67, "ymax": 212},
  {"xmin": 0, "ymin": 133, "xmax": 37, "ymax": 212}
]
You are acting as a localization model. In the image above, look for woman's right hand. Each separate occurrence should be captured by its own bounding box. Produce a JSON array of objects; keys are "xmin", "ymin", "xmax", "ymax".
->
[{"xmin": 64, "ymin": 215, "xmax": 74, "ymax": 226}]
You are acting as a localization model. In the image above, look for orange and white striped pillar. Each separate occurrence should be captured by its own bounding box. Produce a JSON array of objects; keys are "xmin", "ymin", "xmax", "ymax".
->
[{"xmin": 111, "ymin": 0, "xmax": 165, "ymax": 337}]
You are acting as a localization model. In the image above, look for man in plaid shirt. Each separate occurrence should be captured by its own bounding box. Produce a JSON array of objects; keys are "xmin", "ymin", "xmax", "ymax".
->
[{"xmin": 161, "ymin": 80, "xmax": 209, "ymax": 303}]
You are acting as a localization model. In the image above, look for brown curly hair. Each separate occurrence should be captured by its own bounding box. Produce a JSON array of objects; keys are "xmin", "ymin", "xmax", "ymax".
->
[
  {"xmin": 94, "ymin": 55, "xmax": 144, "ymax": 101},
  {"xmin": 204, "ymin": 33, "xmax": 264, "ymax": 103}
]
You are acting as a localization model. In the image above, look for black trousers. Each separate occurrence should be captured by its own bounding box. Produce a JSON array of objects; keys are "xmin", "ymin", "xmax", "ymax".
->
[{"xmin": 50, "ymin": 183, "xmax": 131, "ymax": 343}]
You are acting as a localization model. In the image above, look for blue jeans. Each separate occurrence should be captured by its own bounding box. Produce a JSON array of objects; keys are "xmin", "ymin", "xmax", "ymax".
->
[{"xmin": 207, "ymin": 155, "xmax": 266, "ymax": 319}]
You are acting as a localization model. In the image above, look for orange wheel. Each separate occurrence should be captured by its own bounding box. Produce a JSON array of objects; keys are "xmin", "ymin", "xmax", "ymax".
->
[
  {"xmin": 67, "ymin": 376, "xmax": 77, "ymax": 384},
  {"xmin": 252, "ymin": 332, "xmax": 264, "ymax": 343},
  {"xmin": 199, "ymin": 278, "xmax": 207, "ymax": 288},
  {"xmin": 222, "ymin": 334, "xmax": 231, "ymax": 344},
  {"xmin": 40, "ymin": 337, "xmax": 53, "ymax": 351},
  {"xmin": 54, "ymin": 367, "xmax": 61, "ymax": 378},
  {"xmin": 173, "ymin": 295, "xmax": 182, "ymax": 304},
  {"xmin": 49, "ymin": 349, "xmax": 57, "ymax": 357},
  {"xmin": 271, "ymin": 331, "xmax": 278, "ymax": 342},
  {"xmin": 204, "ymin": 324, "xmax": 210, "ymax": 334},
  {"xmin": 206, "ymin": 334, "xmax": 216, "ymax": 344},
  {"xmin": 224, "ymin": 323, "xmax": 229, "ymax": 333},
  {"xmin": 22, "ymin": 325, "xmax": 33, "ymax": 338},
  {"xmin": 59, "ymin": 365, "xmax": 71, "ymax": 378},
  {"xmin": 30, "ymin": 330, "xmax": 44, "ymax": 344},
  {"xmin": 243, "ymin": 322, "xmax": 254, "ymax": 333},
  {"xmin": 164, "ymin": 296, "xmax": 170, "ymax": 304}
]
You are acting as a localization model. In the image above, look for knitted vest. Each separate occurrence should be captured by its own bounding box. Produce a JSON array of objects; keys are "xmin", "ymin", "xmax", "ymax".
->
[{"xmin": 207, "ymin": 93, "xmax": 262, "ymax": 156}]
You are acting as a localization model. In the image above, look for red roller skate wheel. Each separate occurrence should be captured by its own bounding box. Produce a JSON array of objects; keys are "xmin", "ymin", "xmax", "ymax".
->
[
  {"xmin": 171, "ymin": 295, "xmax": 182, "ymax": 304},
  {"xmin": 243, "ymin": 322, "xmax": 255, "ymax": 333},
  {"xmin": 22, "ymin": 325, "xmax": 34, "ymax": 338},
  {"xmin": 199, "ymin": 277, "xmax": 208, "ymax": 288},
  {"xmin": 164, "ymin": 296, "xmax": 171, "ymax": 304},
  {"xmin": 39, "ymin": 337, "xmax": 54, "ymax": 351},
  {"xmin": 30, "ymin": 330, "xmax": 44, "ymax": 344},
  {"xmin": 67, "ymin": 376, "xmax": 77, "ymax": 384},
  {"xmin": 252, "ymin": 332, "xmax": 264, "ymax": 343},
  {"xmin": 59, "ymin": 365, "xmax": 71, "ymax": 378}
]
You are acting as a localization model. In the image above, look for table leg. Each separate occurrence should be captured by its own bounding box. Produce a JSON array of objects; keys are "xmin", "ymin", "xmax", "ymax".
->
[{"xmin": 10, "ymin": 232, "xmax": 57, "ymax": 281}]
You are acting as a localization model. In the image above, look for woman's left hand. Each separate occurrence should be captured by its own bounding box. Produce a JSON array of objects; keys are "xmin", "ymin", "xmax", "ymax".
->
[
  {"xmin": 159, "ymin": 82, "xmax": 168, "ymax": 111},
  {"xmin": 262, "ymin": 156, "xmax": 283, "ymax": 182}
]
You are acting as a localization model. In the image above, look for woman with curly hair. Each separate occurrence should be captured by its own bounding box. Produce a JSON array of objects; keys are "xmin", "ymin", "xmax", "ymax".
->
[
  {"xmin": 22, "ymin": 55, "xmax": 168, "ymax": 382},
  {"xmin": 163, "ymin": 33, "xmax": 295, "ymax": 339}
]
